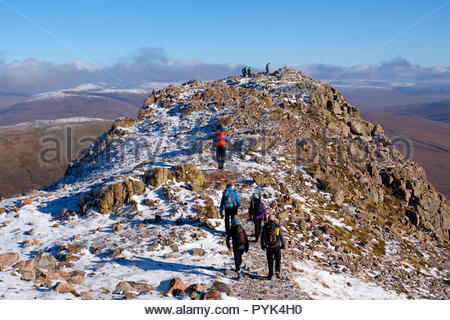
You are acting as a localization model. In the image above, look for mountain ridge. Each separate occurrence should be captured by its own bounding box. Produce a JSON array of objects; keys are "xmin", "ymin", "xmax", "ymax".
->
[{"xmin": 0, "ymin": 68, "xmax": 448, "ymax": 300}]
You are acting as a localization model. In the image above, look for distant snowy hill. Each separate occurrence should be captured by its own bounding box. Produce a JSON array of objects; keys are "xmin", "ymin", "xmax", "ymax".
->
[{"xmin": 0, "ymin": 84, "xmax": 163, "ymax": 126}]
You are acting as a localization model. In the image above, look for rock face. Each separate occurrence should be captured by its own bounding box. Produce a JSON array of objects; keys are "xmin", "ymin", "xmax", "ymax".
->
[{"xmin": 381, "ymin": 164, "xmax": 449, "ymax": 240}]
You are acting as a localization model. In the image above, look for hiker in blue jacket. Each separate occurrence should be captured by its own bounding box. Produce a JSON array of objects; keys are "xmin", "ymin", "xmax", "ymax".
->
[{"xmin": 220, "ymin": 183, "xmax": 241, "ymax": 235}]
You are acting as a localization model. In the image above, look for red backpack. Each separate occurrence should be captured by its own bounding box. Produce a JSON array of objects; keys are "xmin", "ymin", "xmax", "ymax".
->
[{"xmin": 217, "ymin": 131, "xmax": 227, "ymax": 147}]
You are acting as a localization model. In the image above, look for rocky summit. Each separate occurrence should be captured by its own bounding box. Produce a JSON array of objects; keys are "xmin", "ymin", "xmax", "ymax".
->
[{"xmin": 0, "ymin": 68, "xmax": 448, "ymax": 300}]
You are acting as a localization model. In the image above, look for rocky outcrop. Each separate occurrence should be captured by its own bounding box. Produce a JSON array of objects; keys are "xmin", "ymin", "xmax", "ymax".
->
[
  {"xmin": 381, "ymin": 164, "xmax": 449, "ymax": 240},
  {"xmin": 81, "ymin": 177, "xmax": 146, "ymax": 214},
  {"xmin": 145, "ymin": 167, "xmax": 172, "ymax": 187},
  {"xmin": 172, "ymin": 163, "xmax": 205, "ymax": 191}
]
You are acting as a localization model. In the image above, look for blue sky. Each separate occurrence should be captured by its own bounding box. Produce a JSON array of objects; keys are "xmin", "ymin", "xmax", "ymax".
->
[{"xmin": 1, "ymin": 0, "xmax": 449, "ymax": 67}]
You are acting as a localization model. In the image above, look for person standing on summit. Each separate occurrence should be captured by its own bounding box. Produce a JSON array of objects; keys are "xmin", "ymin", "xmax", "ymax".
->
[
  {"xmin": 247, "ymin": 66, "xmax": 252, "ymax": 77},
  {"xmin": 220, "ymin": 183, "xmax": 241, "ymax": 236},
  {"xmin": 265, "ymin": 62, "xmax": 270, "ymax": 74},
  {"xmin": 216, "ymin": 127, "xmax": 227, "ymax": 170}
]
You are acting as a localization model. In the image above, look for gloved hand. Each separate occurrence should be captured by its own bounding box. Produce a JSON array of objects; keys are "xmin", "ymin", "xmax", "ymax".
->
[
  {"xmin": 245, "ymin": 248, "xmax": 249, "ymax": 253},
  {"xmin": 281, "ymin": 244, "xmax": 285, "ymax": 250},
  {"xmin": 220, "ymin": 212, "xmax": 224, "ymax": 219},
  {"xmin": 261, "ymin": 245, "xmax": 265, "ymax": 250}
]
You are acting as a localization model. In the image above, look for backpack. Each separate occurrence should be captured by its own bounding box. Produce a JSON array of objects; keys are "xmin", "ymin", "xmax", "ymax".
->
[
  {"xmin": 217, "ymin": 131, "xmax": 227, "ymax": 147},
  {"xmin": 235, "ymin": 226, "xmax": 246, "ymax": 246},
  {"xmin": 252, "ymin": 197, "xmax": 264, "ymax": 217},
  {"xmin": 267, "ymin": 222, "xmax": 279, "ymax": 247},
  {"xmin": 224, "ymin": 190, "xmax": 236, "ymax": 209}
]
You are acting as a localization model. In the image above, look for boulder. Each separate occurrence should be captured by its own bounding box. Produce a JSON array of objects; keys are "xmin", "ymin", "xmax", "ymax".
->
[
  {"xmin": 53, "ymin": 282, "xmax": 75, "ymax": 294},
  {"xmin": 185, "ymin": 283, "xmax": 206, "ymax": 300},
  {"xmin": 202, "ymin": 289, "xmax": 222, "ymax": 300},
  {"xmin": 116, "ymin": 281, "xmax": 155, "ymax": 293},
  {"xmin": 95, "ymin": 177, "xmax": 146, "ymax": 214},
  {"xmin": 212, "ymin": 281, "xmax": 234, "ymax": 296},
  {"xmin": 167, "ymin": 277, "xmax": 186, "ymax": 296},
  {"xmin": 35, "ymin": 254, "xmax": 58, "ymax": 271},
  {"xmin": 172, "ymin": 164, "xmax": 205, "ymax": 191},
  {"xmin": 0, "ymin": 252, "xmax": 19, "ymax": 267},
  {"xmin": 145, "ymin": 167, "xmax": 172, "ymax": 187},
  {"xmin": 194, "ymin": 197, "xmax": 219, "ymax": 219}
]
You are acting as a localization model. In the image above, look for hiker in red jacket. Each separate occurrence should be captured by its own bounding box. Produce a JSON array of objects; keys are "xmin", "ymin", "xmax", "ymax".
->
[
  {"xmin": 216, "ymin": 127, "xmax": 227, "ymax": 170},
  {"xmin": 227, "ymin": 216, "xmax": 249, "ymax": 279}
]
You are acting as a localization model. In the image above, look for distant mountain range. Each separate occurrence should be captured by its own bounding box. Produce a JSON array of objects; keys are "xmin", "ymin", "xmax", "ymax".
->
[{"xmin": 0, "ymin": 84, "xmax": 149, "ymax": 126}]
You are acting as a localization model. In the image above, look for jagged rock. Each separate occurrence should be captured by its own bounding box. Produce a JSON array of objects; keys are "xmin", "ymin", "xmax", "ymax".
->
[
  {"xmin": 172, "ymin": 164, "xmax": 205, "ymax": 191},
  {"xmin": 13, "ymin": 259, "xmax": 36, "ymax": 281},
  {"xmin": 371, "ymin": 124, "xmax": 384, "ymax": 136},
  {"xmin": 348, "ymin": 120, "xmax": 365, "ymax": 136},
  {"xmin": 0, "ymin": 207, "xmax": 6, "ymax": 214},
  {"xmin": 202, "ymin": 289, "xmax": 222, "ymax": 300},
  {"xmin": 94, "ymin": 177, "xmax": 146, "ymax": 214},
  {"xmin": 167, "ymin": 277, "xmax": 186, "ymax": 296},
  {"xmin": 0, "ymin": 253, "xmax": 19, "ymax": 267},
  {"xmin": 327, "ymin": 100, "xmax": 342, "ymax": 114},
  {"xmin": 145, "ymin": 167, "xmax": 172, "ymax": 187}
]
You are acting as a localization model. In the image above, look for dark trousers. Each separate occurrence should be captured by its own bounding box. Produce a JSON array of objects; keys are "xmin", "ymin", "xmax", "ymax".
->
[
  {"xmin": 216, "ymin": 146, "xmax": 226, "ymax": 169},
  {"xmin": 233, "ymin": 248, "xmax": 245, "ymax": 271},
  {"xmin": 266, "ymin": 246, "xmax": 281, "ymax": 276},
  {"xmin": 254, "ymin": 219, "xmax": 263, "ymax": 242},
  {"xmin": 224, "ymin": 206, "xmax": 238, "ymax": 235}
]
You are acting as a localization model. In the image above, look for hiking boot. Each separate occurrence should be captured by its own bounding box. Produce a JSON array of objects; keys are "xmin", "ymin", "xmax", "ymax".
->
[
  {"xmin": 267, "ymin": 274, "xmax": 273, "ymax": 280},
  {"xmin": 236, "ymin": 270, "xmax": 241, "ymax": 279},
  {"xmin": 275, "ymin": 272, "xmax": 281, "ymax": 279}
]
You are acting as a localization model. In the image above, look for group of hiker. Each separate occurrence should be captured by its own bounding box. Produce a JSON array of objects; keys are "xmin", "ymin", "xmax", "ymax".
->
[
  {"xmin": 219, "ymin": 183, "xmax": 285, "ymax": 280},
  {"xmin": 241, "ymin": 62, "xmax": 271, "ymax": 78}
]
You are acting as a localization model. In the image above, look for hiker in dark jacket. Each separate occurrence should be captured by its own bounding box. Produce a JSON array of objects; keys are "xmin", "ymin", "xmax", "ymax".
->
[
  {"xmin": 220, "ymin": 184, "xmax": 241, "ymax": 235},
  {"xmin": 265, "ymin": 62, "xmax": 270, "ymax": 74},
  {"xmin": 248, "ymin": 193, "xmax": 267, "ymax": 242},
  {"xmin": 261, "ymin": 214, "xmax": 285, "ymax": 279},
  {"xmin": 242, "ymin": 66, "xmax": 247, "ymax": 77},
  {"xmin": 216, "ymin": 127, "xmax": 227, "ymax": 170},
  {"xmin": 227, "ymin": 217, "xmax": 249, "ymax": 278}
]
